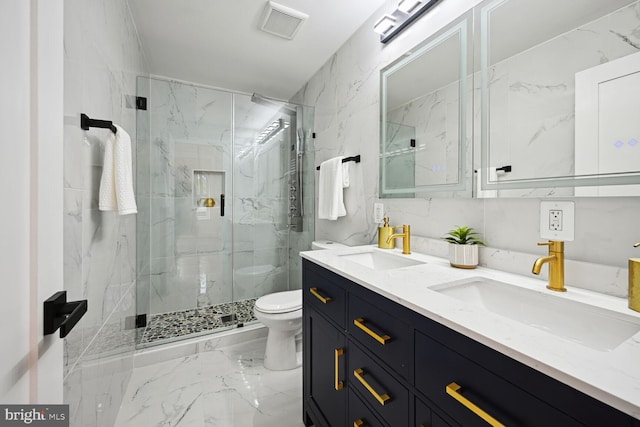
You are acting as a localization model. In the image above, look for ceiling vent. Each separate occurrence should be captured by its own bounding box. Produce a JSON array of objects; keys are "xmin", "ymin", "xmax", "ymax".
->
[{"xmin": 259, "ymin": 1, "xmax": 308, "ymax": 40}]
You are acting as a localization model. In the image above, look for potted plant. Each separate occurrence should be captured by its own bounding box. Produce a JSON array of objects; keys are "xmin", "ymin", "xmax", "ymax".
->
[{"xmin": 442, "ymin": 226, "xmax": 486, "ymax": 269}]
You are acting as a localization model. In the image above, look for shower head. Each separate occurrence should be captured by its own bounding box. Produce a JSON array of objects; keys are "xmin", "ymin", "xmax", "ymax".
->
[{"xmin": 251, "ymin": 93, "xmax": 296, "ymax": 115}]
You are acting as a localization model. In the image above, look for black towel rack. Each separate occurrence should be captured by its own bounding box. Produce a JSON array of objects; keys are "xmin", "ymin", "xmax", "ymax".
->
[
  {"xmin": 81, "ymin": 113, "xmax": 117, "ymax": 134},
  {"xmin": 316, "ymin": 155, "xmax": 361, "ymax": 170}
]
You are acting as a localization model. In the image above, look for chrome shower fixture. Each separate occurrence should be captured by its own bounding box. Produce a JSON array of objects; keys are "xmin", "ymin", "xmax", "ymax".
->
[
  {"xmin": 251, "ymin": 93, "xmax": 296, "ymax": 114},
  {"xmin": 256, "ymin": 118, "xmax": 290, "ymax": 144}
]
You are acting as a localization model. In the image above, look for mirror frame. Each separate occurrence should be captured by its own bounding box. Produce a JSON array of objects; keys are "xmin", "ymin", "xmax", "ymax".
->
[
  {"xmin": 380, "ymin": 15, "xmax": 471, "ymax": 197},
  {"xmin": 478, "ymin": 0, "xmax": 640, "ymax": 194}
]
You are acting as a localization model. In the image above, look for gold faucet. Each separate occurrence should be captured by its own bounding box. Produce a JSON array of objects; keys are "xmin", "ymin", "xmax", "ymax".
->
[
  {"xmin": 532, "ymin": 240, "xmax": 565, "ymax": 292},
  {"xmin": 629, "ymin": 242, "xmax": 640, "ymax": 312},
  {"xmin": 386, "ymin": 224, "xmax": 411, "ymax": 254}
]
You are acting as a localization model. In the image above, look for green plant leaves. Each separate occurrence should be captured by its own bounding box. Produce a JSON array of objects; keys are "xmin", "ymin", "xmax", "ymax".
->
[{"xmin": 442, "ymin": 225, "xmax": 486, "ymax": 246}]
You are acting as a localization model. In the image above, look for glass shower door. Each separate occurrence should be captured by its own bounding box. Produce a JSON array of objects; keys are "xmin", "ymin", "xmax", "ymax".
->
[{"xmin": 136, "ymin": 77, "xmax": 236, "ymax": 346}]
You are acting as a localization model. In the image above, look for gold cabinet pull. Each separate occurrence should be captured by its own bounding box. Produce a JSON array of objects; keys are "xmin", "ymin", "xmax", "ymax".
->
[
  {"xmin": 446, "ymin": 382, "xmax": 506, "ymax": 427},
  {"xmin": 354, "ymin": 420, "xmax": 364, "ymax": 427},
  {"xmin": 353, "ymin": 368, "xmax": 391, "ymax": 406},
  {"xmin": 353, "ymin": 318, "xmax": 391, "ymax": 344},
  {"xmin": 335, "ymin": 348, "xmax": 344, "ymax": 390},
  {"xmin": 309, "ymin": 287, "xmax": 332, "ymax": 304}
]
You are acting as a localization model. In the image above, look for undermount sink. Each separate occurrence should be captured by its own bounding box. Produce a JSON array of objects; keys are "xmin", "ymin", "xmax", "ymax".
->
[
  {"xmin": 339, "ymin": 250, "xmax": 425, "ymax": 270},
  {"xmin": 431, "ymin": 277, "xmax": 640, "ymax": 352}
]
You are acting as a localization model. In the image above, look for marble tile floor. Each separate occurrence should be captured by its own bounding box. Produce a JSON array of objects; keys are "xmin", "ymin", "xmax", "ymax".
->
[{"xmin": 115, "ymin": 337, "xmax": 305, "ymax": 427}]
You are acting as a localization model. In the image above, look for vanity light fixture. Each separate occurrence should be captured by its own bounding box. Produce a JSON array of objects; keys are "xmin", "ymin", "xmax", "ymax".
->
[
  {"xmin": 375, "ymin": 0, "xmax": 443, "ymax": 43},
  {"xmin": 373, "ymin": 14, "xmax": 397, "ymax": 35},
  {"xmin": 398, "ymin": 0, "xmax": 422, "ymax": 14}
]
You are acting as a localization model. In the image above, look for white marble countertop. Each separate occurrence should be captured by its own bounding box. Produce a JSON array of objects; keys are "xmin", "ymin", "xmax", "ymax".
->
[{"xmin": 300, "ymin": 245, "xmax": 640, "ymax": 419}]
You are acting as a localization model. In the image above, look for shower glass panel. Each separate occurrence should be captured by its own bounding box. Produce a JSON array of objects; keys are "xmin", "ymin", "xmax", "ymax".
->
[
  {"xmin": 135, "ymin": 77, "xmax": 315, "ymax": 347},
  {"xmin": 232, "ymin": 95, "xmax": 292, "ymax": 301}
]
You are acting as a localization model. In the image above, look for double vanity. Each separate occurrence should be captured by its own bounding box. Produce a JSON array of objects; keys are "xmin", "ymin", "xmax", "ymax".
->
[{"xmin": 301, "ymin": 246, "xmax": 640, "ymax": 426}]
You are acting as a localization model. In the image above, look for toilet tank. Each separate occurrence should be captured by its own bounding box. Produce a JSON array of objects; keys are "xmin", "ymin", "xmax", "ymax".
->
[{"xmin": 311, "ymin": 241, "xmax": 349, "ymax": 250}]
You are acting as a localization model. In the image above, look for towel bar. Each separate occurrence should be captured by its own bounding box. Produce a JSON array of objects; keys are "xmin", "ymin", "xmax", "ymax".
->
[
  {"xmin": 81, "ymin": 113, "xmax": 117, "ymax": 134},
  {"xmin": 316, "ymin": 155, "xmax": 361, "ymax": 170}
]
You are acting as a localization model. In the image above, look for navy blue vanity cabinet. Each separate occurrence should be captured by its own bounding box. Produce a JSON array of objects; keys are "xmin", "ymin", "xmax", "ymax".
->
[
  {"xmin": 416, "ymin": 397, "xmax": 458, "ymax": 427},
  {"xmin": 348, "ymin": 389, "xmax": 388, "ymax": 427},
  {"xmin": 415, "ymin": 330, "xmax": 581, "ymax": 426},
  {"xmin": 303, "ymin": 261, "xmax": 348, "ymax": 427},
  {"xmin": 304, "ymin": 304, "xmax": 347, "ymax": 427},
  {"xmin": 349, "ymin": 341, "xmax": 409, "ymax": 426},
  {"xmin": 414, "ymin": 311, "xmax": 638, "ymax": 427},
  {"xmin": 302, "ymin": 259, "xmax": 639, "ymax": 427},
  {"xmin": 304, "ymin": 261, "xmax": 347, "ymax": 327},
  {"xmin": 348, "ymin": 293, "xmax": 411, "ymax": 379}
]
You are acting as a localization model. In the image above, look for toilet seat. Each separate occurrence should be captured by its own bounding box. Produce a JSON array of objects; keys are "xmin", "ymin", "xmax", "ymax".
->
[{"xmin": 255, "ymin": 290, "xmax": 302, "ymax": 314}]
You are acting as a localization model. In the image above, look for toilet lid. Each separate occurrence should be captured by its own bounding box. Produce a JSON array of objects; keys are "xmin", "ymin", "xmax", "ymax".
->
[{"xmin": 255, "ymin": 289, "xmax": 302, "ymax": 314}]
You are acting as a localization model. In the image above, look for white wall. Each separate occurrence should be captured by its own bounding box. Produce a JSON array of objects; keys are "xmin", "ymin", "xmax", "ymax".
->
[
  {"xmin": 0, "ymin": 0, "xmax": 64, "ymax": 404},
  {"xmin": 293, "ymin": 0, "xmax": 640, "ymax": 294}
]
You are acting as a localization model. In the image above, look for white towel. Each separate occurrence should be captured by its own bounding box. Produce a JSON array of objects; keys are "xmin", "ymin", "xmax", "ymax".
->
[
  {"xmin": 342, "ymin": 162, "xmax": 350, "ymax": 188},
  {"xmin": 99, "ymin": 125, "xmax": 138, "ymax": 215},
  {"xmin": 318, "ymin": 156, "xmax": 346, "ymax": 220}
]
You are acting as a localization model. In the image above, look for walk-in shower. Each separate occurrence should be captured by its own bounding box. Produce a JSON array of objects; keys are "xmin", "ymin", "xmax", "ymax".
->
[{"xmin": 135, "ymin": 78, "xmax": 315, "ymax": 347}]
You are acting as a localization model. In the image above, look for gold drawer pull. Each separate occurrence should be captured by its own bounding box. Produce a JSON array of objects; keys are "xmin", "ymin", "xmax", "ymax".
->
[
  {"xmin": 353, "ymin": 368, "xmax": 391, "ymax": 406},
  {"xmin": 354, "ymin": 420, "xmax": 364, "ymax": 427},
  {"xmin": 446, "ymin": 382, "xmax": 506, "ymax": 427},
  {"xmin": 353, "ymin": 318, "xmax": 391, "ymax": 344},
  {"xmin": 310, "ymin": 287, "xmax": 332, "ymax": 304},
  {"xmin": 335, "ymin": 348, "xmax": 344, "ymax": 390}
]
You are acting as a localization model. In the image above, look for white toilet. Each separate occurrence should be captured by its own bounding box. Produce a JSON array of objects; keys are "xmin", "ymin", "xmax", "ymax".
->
[
  {"xmin": 254, "ymin": 240, "xmax": 348, "ymax": 370},
  {"xmin": 254, "ymin": 289, "xmax": 303, "ymax": 370}
]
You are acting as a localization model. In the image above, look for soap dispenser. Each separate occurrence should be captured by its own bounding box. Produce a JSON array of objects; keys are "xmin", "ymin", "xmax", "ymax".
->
[
  {"xmin": 630, "ymin": 242, "xmax": 640, "ymax": 312},
  {"xmin": 378, "ymin": 217, "xmax": 394, "ymax": 249}
]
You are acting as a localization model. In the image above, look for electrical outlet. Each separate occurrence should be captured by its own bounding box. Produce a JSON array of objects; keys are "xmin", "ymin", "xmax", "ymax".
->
[
  {"xmin": 540, "ymin": 201, "xmax": 574, "ymax": 241},
  {"xmin": 549, "ymin": 210, "xmax": 562, "ymax": 231},
  {"xmin": 374, "ymin": 203, "xmax": 384, "ymax": 223}
]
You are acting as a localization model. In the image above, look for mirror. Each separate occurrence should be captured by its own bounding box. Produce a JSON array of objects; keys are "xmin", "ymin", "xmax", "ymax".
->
[
  {"xmin": 380, "ymin": 0, "xmax": 640, "ymax": 198},
  {"xmin": 480, "ymin": 0, "xmax": 640, "ymax": 196},
  {"xmin": 380, "ymin": 13, "xmax": 473, "ymax": 198}
]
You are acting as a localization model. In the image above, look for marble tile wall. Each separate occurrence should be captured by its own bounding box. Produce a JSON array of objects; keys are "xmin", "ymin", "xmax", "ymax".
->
[
  {"xmin": 63, "ymin": 0, "xmax": 147, "ymax": 425},
  {"xmin": 292, "ymin": 0, "xmax": 640, "ymax": 294}
]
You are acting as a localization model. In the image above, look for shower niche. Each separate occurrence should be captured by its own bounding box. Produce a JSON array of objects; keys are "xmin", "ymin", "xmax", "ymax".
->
[{"xmin": 193, "ymin": 169, "xmax": 225, "ymax": 218}]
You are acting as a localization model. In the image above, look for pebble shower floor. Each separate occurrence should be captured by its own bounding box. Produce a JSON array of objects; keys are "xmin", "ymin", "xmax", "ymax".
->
[{"xmin": 139, "ymin": 298, "xmax": 258, "ymax": 344}]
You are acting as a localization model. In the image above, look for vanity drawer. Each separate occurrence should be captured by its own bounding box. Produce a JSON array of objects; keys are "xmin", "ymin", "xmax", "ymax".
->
[
  {"xmin": 416, "ymin": 397, "xmax": 458, "ymax": 427},
  {"xmin": 349, "ymin": 389, "xmax": 388, "ymax": 427},
  {"xmin": 414, "ymin": 331, "xmax": 582, "ymax": 427},
  {"xmin": 303, "ymin": 260, "xmax": 346, "ymax": 328},
  {"xmin": 350, "ymin": 341, "xmax": 409, "ymax": 427},
  {"xmin": 348, "ymin": 293, "xmax": 411, "ymax": 378}
]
